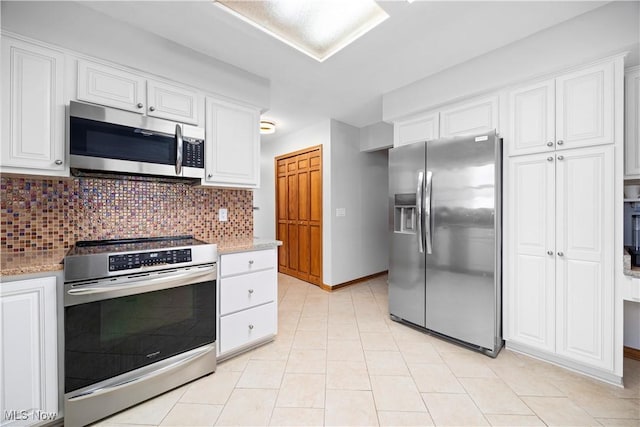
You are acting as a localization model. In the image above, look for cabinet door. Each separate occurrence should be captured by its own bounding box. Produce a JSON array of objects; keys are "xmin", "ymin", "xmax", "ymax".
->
[
  {"xmin": 505, "ymin": 153, "xmax": 555, "ymax": 351},
  {"xmin": 393, "ymin": 112, "xmax": 439, "ymax": 147},
  {"xmin": 439, "ymin": 95, "xmax": 499, "ymax": 138},
  {"xmin": 556, "ymin": 62, "xmax": 614, "ymax": 150},
  {"xmin": 508, "ymin": 80, "xmax": 555, "ymax": 156},
  {"xmin": 77, "ymin": 60, "xmax": 145, "ymax": 113},
  {"xmin": 146, "ymin": 80, "xmax": 201, "ymax": 125},
  {"xmin": 1, "ymin": 38, "xmax": 65, "ymax": 173},
  {"xmin": 625, "ymin": 67, "xmax": 640, "ymax": 178},
  {"xmin": 555, "ymin": 145, "xmax": 614, "ymax": 370},
  {"xmin": 204, "ymin": 98, "xmax": 260, "ymax": 187},
  {"xmin": 1, "ymin": 276, "xmax": 58, "ymax": 425}
]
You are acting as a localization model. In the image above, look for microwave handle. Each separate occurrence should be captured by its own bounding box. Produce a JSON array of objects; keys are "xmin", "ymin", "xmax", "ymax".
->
[{"xmin": 175, "ymin": 124, "xmax": 183, "ymax": 175}]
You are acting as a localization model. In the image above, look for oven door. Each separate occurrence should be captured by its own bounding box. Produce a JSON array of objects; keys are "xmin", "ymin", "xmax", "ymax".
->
[{"xmin": 63, "ymin": 264, "xmax": 216, "ymax": 394}]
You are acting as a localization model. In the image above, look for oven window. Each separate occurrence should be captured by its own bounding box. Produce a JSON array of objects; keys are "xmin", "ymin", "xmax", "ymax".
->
[
  {"xmin": 65, "ymin": 280, "xmax": 215, "ymax": 393},
  {"xmin": 70, "ymin": 117, "xmax": 176, "ymax": 165}
]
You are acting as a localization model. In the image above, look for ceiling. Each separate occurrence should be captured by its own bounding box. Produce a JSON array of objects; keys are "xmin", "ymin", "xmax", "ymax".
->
[{"xmin": 80, "ymin": 1, "xmax": 609, "ymax": 141}]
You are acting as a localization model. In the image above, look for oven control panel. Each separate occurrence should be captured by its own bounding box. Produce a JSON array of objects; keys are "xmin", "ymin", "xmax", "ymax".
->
[{"xmin": 109, "ymin": 249, "xmax": 192, "ymax": 271}]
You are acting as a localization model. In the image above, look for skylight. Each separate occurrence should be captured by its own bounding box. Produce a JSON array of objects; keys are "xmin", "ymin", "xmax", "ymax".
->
[{"xmin": 215, "ymin": 0, "xmax": 389, "ymax": 62}]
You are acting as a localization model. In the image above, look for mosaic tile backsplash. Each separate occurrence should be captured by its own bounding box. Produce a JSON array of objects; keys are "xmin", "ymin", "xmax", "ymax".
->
[{"xmin": 1, "ymin": 176, "xmax": 253, "ymax": 253}]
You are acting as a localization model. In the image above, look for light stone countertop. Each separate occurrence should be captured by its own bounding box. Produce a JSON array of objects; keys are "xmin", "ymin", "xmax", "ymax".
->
[{"xmin": 216, "ymin": 237, "xmax": 282, "ymax": 255}]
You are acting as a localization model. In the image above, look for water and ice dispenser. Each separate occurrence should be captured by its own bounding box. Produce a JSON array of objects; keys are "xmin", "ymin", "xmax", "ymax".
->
[{"xmin": 394, "ymin": 193, "xmax": 417, "ymax": 234}]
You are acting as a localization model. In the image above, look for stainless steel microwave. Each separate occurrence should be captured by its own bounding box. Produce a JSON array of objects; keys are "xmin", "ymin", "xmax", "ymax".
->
[{"xmin": 69, "ymin": 101, "xmax": 205, "ymax": 179}]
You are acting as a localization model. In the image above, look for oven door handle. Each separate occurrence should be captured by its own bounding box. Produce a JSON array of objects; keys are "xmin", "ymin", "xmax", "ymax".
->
[{"xmin": 67, "ymin": 266, "xmax": 215, "ymax": 296}]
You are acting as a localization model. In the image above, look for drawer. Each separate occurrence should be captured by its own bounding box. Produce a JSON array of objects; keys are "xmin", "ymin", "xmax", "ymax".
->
[
  {"xmin": 219, "ymin": 302, "xmax": 276, "ymax": 354},
  {"xmin": 220, "ymin": 249, "xmax": 275, "ymax": 277},
  {"xmin": 220, "ymin": 269, "xmax": 276, "ymax": 315}
]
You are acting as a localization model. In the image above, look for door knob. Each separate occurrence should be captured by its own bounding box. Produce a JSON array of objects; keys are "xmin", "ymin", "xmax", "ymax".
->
[
  {"xmin": 248, "ymin": 289, "xmax": 254, "ymax": 294},
  {"xmin": 137, "ymin": 103, "xmax": 143, "ymax": 109},
  {"xmin": 547, "ymin": 157, "xmax": 554, "ymax": 162},
  {"xmin": 54, "ymin": 159, "xmax": 63, "ymax": 165},
  {"xmin": 557, "ymin": 252, "xmax": 564, "ymax": 257},
  {"xmin": 557, "ymin": 155, "xmax": 564, "ymax": 160},
  {"xmin": 248, "ymin": 260, "xmax": 254, "ymax": 265},
  {"xmin": 149, "ymin": 106, "xmax": 156, "ymax": 112},
  {"xmin": 547, "ymin": 250, "xmax": 553, "ymax": 255},
  {"xmin": 546, "ymin": 141, "xmax": 554, "ymax": 147},
  {"xmin": 207, "ymin": 174, "xmax": 212, "ymax": 178},
  {"xmin": 557, "ymin": 140, "xmax": 564, "ymax": 145},
  {"xmin": 248, "ymin": 324, "xmax": 254, "ymax": 330}
]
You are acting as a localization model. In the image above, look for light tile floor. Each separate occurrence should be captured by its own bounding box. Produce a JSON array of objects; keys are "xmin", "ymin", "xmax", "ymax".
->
[{"xmin": 94, "ymin": 273, "xmax": 640, "ymax": 426}]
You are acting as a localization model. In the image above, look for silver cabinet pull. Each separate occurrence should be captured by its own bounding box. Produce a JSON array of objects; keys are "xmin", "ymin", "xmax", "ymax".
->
[
  {"xmin": 149, "ymin": 106, "xmax": 156, "ymax": 112},
  {"xmin": 137, "ymin": 103, "xmax": 143, "ymax": 109},
  {"xmin": 557, "ymin": 140, "xmax": 564, "ymax": 145},
  {"xmin": 207, "ymin": 174, "xmax": 212, "ymax": 178},
  {"xmin": 547, "ymin": 251, "xmax": 554, "ymax": 255},
  {"xmin": 54, "ymin": 159, "xmax": 63, "ymax": 165},
  {"xmin": 546, "ymin": 141, "xmax": 554, "ymax": 147},
  {"xmin": 248, "ymin": 324, "xmax": 254, "ymax": 330},
  {"xmin": 175, "ymin": 124, "xmax": 183, "ymax": 175},
  {"xmin": 248, "ymin": 289, "xmax": 254, "ymax": 294},
  {"xmin": 248, "ymin": 260, "xmax": 254, "ymax": 265},
  {"xmin": 557, "ymin": 252, "xmax": 564, "ymax": 257},
  {"xmin": 557, "ymin": 155, "xmax": 564, "ymax": 160},
  {"xmin": 547, "ymin": 157, "xmax": 554, "ymax": 162}
]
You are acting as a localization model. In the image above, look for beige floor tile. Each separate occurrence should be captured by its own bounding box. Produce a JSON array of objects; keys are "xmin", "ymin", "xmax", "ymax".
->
[
  {"xmin": 360, "ymin": 331, "xmax": 398, "ymax": 351},
  {"xmin": 596, "ymin": 418, "xmax": 640, "ymax": 427},
  {"xmin": 327, "ymin": 339, "xmax": 365, "ymax": 362},
  {"xmin": 285, "ymin": 348, "xmax": 327, "ymax": 374},
  {"xmin": 572, "ymin": 395, "xmax": 640, "ymax": 419},
  {"xmin": 357, "ymin": 317, "xmax": 390, "ymax": 333},
  {"xmin": 248, "ymin": 339, "xmax": 292, "ymax": 361},
  {"xmin": 377, "ymin": 411, "xmax": 435, "ymax": 426},
  {"xmin": 236, "ymin": 360, "xmax": 285, "ymax": 389},
  {"xmin": 160, "ymin": 402, "xmax": 222, "ymax": 426},
  {"xmin": 327, "ymin": 312, "xmax": 358, "ymax": 326},
  {"xmin": 365, "ymin": 350, "xmax": 410, "ymax": 376},
  {"xmin": 327, "ymin": 321, "xmax": 359, "ymax": 340},
  {"xmin": 484, "ymin": 414, "xmax": 546, "ymax": 426},
  {"xmin": 522, "ymin": 396, "xmax": 601, "ymax": 426},
  {"xmin": 388, "ymin": 322, "xmax": 433, "ymax": 342},
  {"xmin": 493, "ymin": 366, "xmax": 565, "ymax": 397},
  {"xmin": 215, "ymin": 353, "xmax": 251, "ymax": 373},
  {"xmin": 443, "ymin": 352, "xmax": 498, "ymax": 378},
  {"xmin": 396, "ymin": 340, "xmax": 443, "ymax": 364},
  {"xmin": 326, "ymin": 360, "xmax": 371, "ymax": 390},
  {"xmin": 215, "ymin": 388, "xmax": 278, "ymax": 426},
  {"xmin": 459, "ymin": 377, "xmax": 533, "ymax": 415},
  {"xmin": 292, "ymin": 330, "xmax": 328, "ymax": 350},
  {"xmin": 269, "ymin": 408, "xmax": 324, "ymax": 426},
  {"xmin": 181, "ymin": 371, "xmax": 242, "ymax": 405},
  {"xmin": 407, "ymin": 363, "xmax": 465, "ymax": 393},
  {"xmin": 370, "ymin": 375, "xmax": 426, "ymax": 412},
  {"xmin": 297, "ymin": 316, "xmax": 328, "ymax": 332},
  {"xmin": 275, "ymin": 373, "xmax": 326, "ymax": 408},
  {"xmin": 421, "ymin": 393, "xmax": 489, "ymax": 426},
  {"xmin": 104, "ymin": 386, "xmax": 187, "ymax": 425},
  {"xmin": 324, "ymin": 389, "xmax": 379, "ymax": 426}
]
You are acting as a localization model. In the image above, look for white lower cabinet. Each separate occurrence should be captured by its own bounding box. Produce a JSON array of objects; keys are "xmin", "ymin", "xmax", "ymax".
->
[
  {"xmin": 218, "ymin": 249, "xmax": 277, "ymax": 358},
  {"xmin": 506, "ymin": 145, "xmax": 615, "ymax": 373},
  {"xmin": 1, "ymin": 276, "xmax": 59, "ymax": 426}
]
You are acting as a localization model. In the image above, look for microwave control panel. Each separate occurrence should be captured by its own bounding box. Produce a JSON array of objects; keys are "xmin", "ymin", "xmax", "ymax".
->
[
  {"xmin": 183, "ymin": 139, "xmax": 204, "ymax": 168},
  {"xmin": 109, "ymin": 249, "xmax": 192, "ymax": 271}
]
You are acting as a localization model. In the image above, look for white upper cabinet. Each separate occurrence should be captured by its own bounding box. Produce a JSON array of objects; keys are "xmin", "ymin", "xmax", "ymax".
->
[
  {"xmin": 204, "ymin": 98, "xmax": 260, "ymax": 188},
  {"xmin": 1, "ymin": 36, "xmax": 66, "ymax": 175},
  {"xmin": 625, "ymin": 66, "xmax": 640, "ymax": 178},
  {"xmin": 393, "ymin": 112, "xmax": 439, "ymax": 147},
  {"xmin": 439, "ymin": 95, "xmax": 499, "ymax": 138},
  {"xmin": 556, "ymin": 62, "xmax": 614, "ymax": 150},
  {"xmin": 508, "ymin": 80, "xmax": 555, "ymax": 156},
  {"xmin": 77, "ymin": 60, "xmax": 202, "ymax": 125},
  {"xmin": 508, "ymin": 61, "xmax": 615, "ymax": 156}
]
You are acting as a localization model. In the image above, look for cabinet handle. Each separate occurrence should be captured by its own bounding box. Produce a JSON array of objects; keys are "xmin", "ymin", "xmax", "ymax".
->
[
  {"xmin": 557, "ymin": 252, "xmax": 564, "ymax": 257},
  {"xmin": 248, "ymin": 289, "xmax": 254, "ymax": 294},
  {"xmin": 248, "ymin": 324, "xmax": 254, "ymax": 330},
  {"xmin": 149, "ymin": 106, "xmax": 156, "ymax": 112},
  {"xmin": 547, "ymin": 250, "xmax": 554, "ymax": 255},
  {"xmin": 547, "ymin": 157, "xmax": 554, "ymax": 162},
  {"xmin": 557, "ymin": 155, "xmax": 564, "ymax": 160},
  {"xmin": 248, "ymin": 260, "xmax": 254, "ymax": 265},
  {"xmin": 54, "ymin": 159, "xmax": 63, "ymax": 165},
  {"xmin": 137, "ymin": 103, "xmax": 143, "ymax": 109},
  {"xmin": 207, "ymin": 174, "xmax": 212, "ymax": 178},
  {"xmin": 546, "ymin": 141, "xmax": 554, "ymax": 147},
  {"xmin": 557, "ymin": 140, "xmax": 564, "ymax": 145}
]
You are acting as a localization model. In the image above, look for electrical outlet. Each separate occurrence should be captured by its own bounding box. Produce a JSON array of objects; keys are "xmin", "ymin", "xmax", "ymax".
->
[
  {"xmin": 336, "ymin": 208, "xmax": 346, "ymax": 217},
  {"xmin": 219, "ymin": 208, "xmax": 228, "ymax": 222}
]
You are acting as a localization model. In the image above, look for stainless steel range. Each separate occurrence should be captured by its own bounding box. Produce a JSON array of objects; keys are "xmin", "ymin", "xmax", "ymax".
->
[{"xmin": 63, "ymin": 236, "xmax": 217, "ymax": 427}]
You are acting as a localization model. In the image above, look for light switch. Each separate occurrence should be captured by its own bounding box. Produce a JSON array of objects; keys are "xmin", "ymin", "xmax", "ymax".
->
[
  {"xmin": 219, "ymin": 208, "xmax": 228, "ymax": 222},
  {"xmin": 336, "ymin": 208, "xmax": 346, "ymax": 217}
]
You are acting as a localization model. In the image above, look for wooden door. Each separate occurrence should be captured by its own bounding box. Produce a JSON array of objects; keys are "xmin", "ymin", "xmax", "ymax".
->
[{"xmin": 276, "ymin": 146, "xmax": 322, "ymax": 286}]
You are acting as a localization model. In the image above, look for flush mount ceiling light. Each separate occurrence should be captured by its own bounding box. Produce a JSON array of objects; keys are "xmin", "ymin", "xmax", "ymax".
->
[
  {"xmin": 215, "ymin": 0, "xmax": 389, "ymax": 62},
  {"xmin": 260, "ymin": 120, "xmax": 276, "ymax": 135}
]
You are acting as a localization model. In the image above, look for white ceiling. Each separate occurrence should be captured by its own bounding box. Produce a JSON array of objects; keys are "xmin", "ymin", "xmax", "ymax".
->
[{"xmin": 80, "ymin": 1, "xmax": 608, "ymax": 141}]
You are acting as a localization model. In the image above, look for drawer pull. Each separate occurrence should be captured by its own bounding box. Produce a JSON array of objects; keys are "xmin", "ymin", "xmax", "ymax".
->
[
  {"xmin": 248, "ymin": 289, "xmax": 254, "ymax": 294},
  {"xmin": 248, "ymin": 324, "xmax": 254, "ymax": 330},
  {"xmin": 248, "ymin": 260, "xmax": 254, "ymax": 265}
]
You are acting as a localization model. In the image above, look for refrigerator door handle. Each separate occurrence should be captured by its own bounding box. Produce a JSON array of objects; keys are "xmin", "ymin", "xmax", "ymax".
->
[
  {"xmin": 425, "ymin": 170, "xmax": 433, "ymax": 254},
  {"xmin": 416, "ymin": 170, "xmax": 425, "ymax": 254}
]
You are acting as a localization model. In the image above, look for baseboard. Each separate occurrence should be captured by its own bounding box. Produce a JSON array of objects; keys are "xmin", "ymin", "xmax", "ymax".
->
[
  {"xmin": 319, "ymin": 271, "xmax": 388, "ymax": 292},
  {"xmin": 624, "ymin": 346, "xmax": 640, "ymax": 361}
]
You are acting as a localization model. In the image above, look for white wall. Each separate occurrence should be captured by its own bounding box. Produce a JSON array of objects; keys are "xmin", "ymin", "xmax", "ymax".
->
[
  {"xmin": 625, "ymin": 301, "xmax": 640, "ymax": 349},
  {"xmin": 330, "ymin": 120, "xmax": 389, "ymax": 285},
  {"xmin": 0, "ymin": 1, "xmax": 269, "ymax": 110},
  {"xmin": 383, "ymin": 1, "xmax": 640, "ymax": 121},
  {"xmin": 360, "ymin": 122, "xmax": 393, "ymax": 152}
]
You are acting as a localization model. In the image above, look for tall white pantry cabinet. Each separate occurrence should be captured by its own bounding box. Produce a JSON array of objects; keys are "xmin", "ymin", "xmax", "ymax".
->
[{"xmin": 504, "ymin": 55, "xmax": 624, "ymax": 383}]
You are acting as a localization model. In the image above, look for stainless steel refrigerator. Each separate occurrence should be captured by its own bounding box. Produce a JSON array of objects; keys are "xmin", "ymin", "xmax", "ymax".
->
[{"xmin": 388, "ymin": 131, "xmax": 503, "ymax": 357}]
